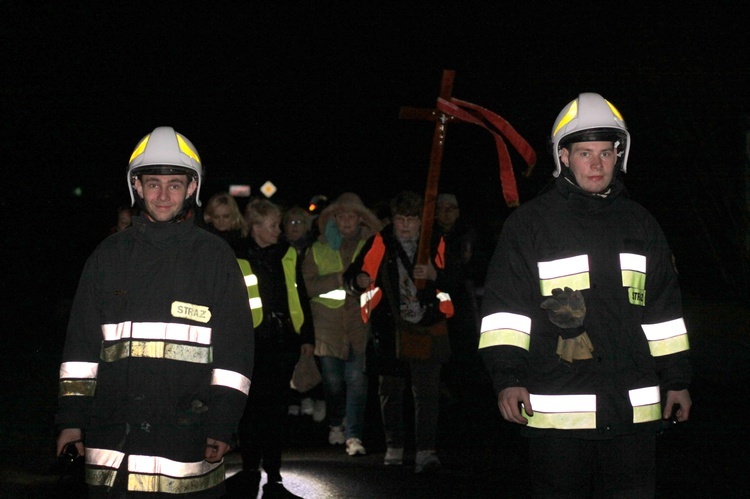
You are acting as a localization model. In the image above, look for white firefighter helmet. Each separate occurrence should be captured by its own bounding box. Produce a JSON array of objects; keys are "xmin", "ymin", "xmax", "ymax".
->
[
  {"xmin": 127, "ymin": 126, "xmax": 204, "ymax": 206},
  {"xmin": 550, "ymin": 92, "xmax": 630, "ymax": 177}
]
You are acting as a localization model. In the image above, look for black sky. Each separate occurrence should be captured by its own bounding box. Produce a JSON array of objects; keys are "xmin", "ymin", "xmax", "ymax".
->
[{"xmin": 3, "ymin": 2, "xmax": 749, "ymax": 306}]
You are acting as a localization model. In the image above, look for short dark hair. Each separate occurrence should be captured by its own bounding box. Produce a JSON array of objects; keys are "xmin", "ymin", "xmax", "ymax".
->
[{"xmin": 390, "ymin": 191, "xmax": 422, "ymax": 217}]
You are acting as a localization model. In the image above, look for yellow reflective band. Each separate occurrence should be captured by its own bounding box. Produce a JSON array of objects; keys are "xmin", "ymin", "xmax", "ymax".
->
[
  {"xmin": 101, "ymin": 341, "xmax": 213, "ymax": 364},
  {"xmin": 127, "ymin": 455, "xmax": 223, "ymax": 494},
  {"xmin": 87, "ymin": 468, "xmax": 118, "ymax": 488},
  {"xmin": 524, "ymin": 393, "xmax": 597, "ymax": 430},
  {"xmin": 318, "ymin": 289, "xmax": 347, "ymax": 301},
  {"xmin": 553, "ymin": 100, "xmax": 578, "ymax": 137},
  {"xmin": 648, "ymin": 335, "xmax": 690, "ymax": 357},
  {"xmin": 538, "ymin": 255, "xmax": 590, "ymax": 296},
  {"xmin": 60, "ymin": 361, "xmax": 98, "ymax": 379},
  {"xmin": 605, "ymin": 99, "xmax": 624, "ymax": 121},
  {"xmin": 478, "ymin": 328, "xmax": 530, "ymax": 351},
  {"xmin": 59, "ymin": 379, "xmax": 96, "ymax": 397},
  {"xmin": 632, "ymin": 403, "xmax": 661, "ymax": 423},
  {"xmin": 86, "ymin": 448, "xmax": 126, "ymax": 470},
  {"xmin": 176, "ymin": 135, "xmax": 201, "ymax": 165},
  {"xmin": 622, "ymin": 270, "xmax": 646, "ymax": 289},
  {"xmin": 629, "ymin": 387, "xmax": 662, "ymax": 423},
  {"xmin": 129, "ymin": 135, "xmax": 150, "ymax": 164},
  {"xmin": 212, "ymin": 368, "xmax": 251, "ymax": 395},
  {"xmin": 102, "ymin": 322, "xmax": 212, "ymax": 345}
]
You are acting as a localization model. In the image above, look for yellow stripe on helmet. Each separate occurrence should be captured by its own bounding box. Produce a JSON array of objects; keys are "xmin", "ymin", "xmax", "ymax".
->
[
  {"xmin": 552, "ymin": 100, "xmax": 578, "ymax": 138},
  {"xmin": 605, "ymin": 100, "xmax": 624, "ymax": 121},
  {"xmin": 177, "ymin": 135, "xmax": 201, "ymax": 165},
  {"xmin": 129, "ymin": 135, "xmax": 150, "ymax": 164}
]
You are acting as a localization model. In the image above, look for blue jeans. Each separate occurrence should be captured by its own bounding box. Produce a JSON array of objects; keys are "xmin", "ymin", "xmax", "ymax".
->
[{"xmin": 319, "ymin": 346, "xmax": 368, "ymax": 440}]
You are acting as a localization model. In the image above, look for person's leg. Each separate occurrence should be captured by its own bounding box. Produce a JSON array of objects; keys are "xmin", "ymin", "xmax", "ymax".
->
[
  {"xmin": 409, "ymin": 359, "xmax": 441, "ymax": 452},
  {"xmin": 319, "ymin": 355, "xmax": 345, "ymax": 427},
  {"xmin": 378, "ymin": 374, "xmax": 406, "ymax": 450},
  {"xmin": 528, "ymin": 436, "xmax": 594, "ymax": 498},
  {"xmin": 343, "ymin": 346, "xmax": 368, "ymax": 440},
  {"xmin": 594, "ymin": 432, "xmax": 656, "ymax": 498}
]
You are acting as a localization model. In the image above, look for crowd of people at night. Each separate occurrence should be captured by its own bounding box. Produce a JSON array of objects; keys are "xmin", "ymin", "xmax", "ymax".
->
[{"xmin": 55, "ymin": 92, "xmax": 692, "ymax": 498}]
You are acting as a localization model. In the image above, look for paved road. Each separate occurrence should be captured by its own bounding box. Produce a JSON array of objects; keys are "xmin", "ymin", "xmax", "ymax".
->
[{"xmin": 2, "ymin": 299, "xmax": 748, "ymax": 498}]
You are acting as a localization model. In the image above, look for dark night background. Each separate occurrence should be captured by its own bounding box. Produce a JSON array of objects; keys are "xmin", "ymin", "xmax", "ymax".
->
[{"xmin": 1, "ymin": 2, "xmax": 749, "ymax": 491}]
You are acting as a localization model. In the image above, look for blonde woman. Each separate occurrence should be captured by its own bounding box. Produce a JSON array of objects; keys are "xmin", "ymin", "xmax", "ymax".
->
[{"xmin": 203, "ymin": 192, "xmax": 247, "ymax": 247}]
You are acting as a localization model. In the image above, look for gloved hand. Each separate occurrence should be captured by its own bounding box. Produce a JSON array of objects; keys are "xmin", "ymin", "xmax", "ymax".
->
[{"xmin": 540, "ymin": 287, "xmax": 586, "ymax": 329}]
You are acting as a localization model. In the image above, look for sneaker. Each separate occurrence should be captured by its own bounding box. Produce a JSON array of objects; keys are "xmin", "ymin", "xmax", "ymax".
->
[
  {"xmin": 414, "ymin": 450, "xmax": 440, "ymax": 473},
  {"xmin": 346, "ymin": 438, "xmax": 366, "ymax": 456},
  {"xmin": 300, "ymin": 397, "xmax": 314, "ymax": 416},
  {"xmin": 328, "ymin": 425, "xmax": 345, "ymax": 445},
  {"xmin": 383, "ymin": 447, "xmax": 404, "ymax": 466},
  {"xmin": 312, "ymin": 400, "xmax": 326, "ymax": 422}
]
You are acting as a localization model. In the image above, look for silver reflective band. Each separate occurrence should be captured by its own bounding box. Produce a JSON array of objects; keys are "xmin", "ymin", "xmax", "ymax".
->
[
  {"xmin": 60, "ymin": 361, "xmax": 98, "ymax": 379},
  {"xmin": 538, "ymin": 255, "xmax": 590, "ymax": 296},
  {"xmin": 102, "ymin": 322, "xmax": 212, "ymax": 345},
  {"xmin": 641, "ymin": 318, "xmax": 689, "ymax": 356},
  {"xmin": 249, "ymin": 296, "xmax": 263, "ymax": 310},
  {"xmin": 525, "ymin": 393, "xmax": 597, "ymax": 430},
  {"xmin": 629, "ymin": 385, "xmax": 662, "ymax": 423},
  {"xmin": 619, "ymin": 253, "xmax": 646, "ymax": 273},
  {"xmin": 86, "ymin": 447, "xmax": 126, "ymax": 469},
  {"xmin": 244, "ymin": 274, "xmax": 258, "ymax": 287},
  {"xmin": 212, "ymin": 368, "xmax": 251, "ymax": 395},
  {"xmin": 436, "ymin": 291, "xmax": 451, "ymax": 302},
  {"xmin": 360, "ymin": 287, "xmax": 381, "ymax": 307},
  {"xmin": 318, "ymin": 289, "xmax": 347, "ymax": 301},
  {"xmin": 478, "ymin": 312, "xmax": 532, "ymax": 350}
]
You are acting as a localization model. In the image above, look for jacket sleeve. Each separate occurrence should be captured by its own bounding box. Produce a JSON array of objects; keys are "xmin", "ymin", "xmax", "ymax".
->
[
  {"xmin": 343, "ymin": 235, "xmax": 375, "ymax": 293},
  {"xmin": 478, "ymin": 213, "xmax": 536, "ymax": 396},
  {"xmin": 206, "ymin": 247, "xmax": 254, "ymax": 444},
  {"xmin": 55, "ymin": 251, "xmax": 105, "ymax": 431},
  {"xmin": 295, "ymin": 251, "xmax": 315, "ymax": 346},
  {"xmin": 642, "ymin": 216, "xmax": 692, "ymax": 391}
]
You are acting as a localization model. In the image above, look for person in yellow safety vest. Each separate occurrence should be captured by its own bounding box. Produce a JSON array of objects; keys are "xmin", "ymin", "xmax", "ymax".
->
[
  {"xmin": 233, "ymin": 198, "xmax": 314, "ymax": 497},
  {"xmin": 479, "ymin": 93, "xmax": 692, "ymax": 497},
  {"xmin": 302, "ymin": 192, "xmax": 382, "ymax": 457},
  {"xmin": 344, "ymin": 191, "xmax": 459, "ymax": 474}
]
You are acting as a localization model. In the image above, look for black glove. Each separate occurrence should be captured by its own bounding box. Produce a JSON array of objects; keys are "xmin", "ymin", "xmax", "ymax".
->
[{"xmin": 540, "ymin": 287, "xmax": 586, "ymax": 329}]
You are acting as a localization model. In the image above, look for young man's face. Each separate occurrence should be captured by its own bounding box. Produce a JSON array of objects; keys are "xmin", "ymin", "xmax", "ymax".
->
[
  {"xmin": 135, "ymin": 174, "xmax": 197, "ymax": 222},
  {"xmin": 560, "ymin": 141, "xmax": 617, "ymax": 194}
]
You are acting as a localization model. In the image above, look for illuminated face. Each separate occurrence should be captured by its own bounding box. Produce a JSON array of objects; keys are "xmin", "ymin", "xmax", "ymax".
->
[
  {"xmin": 392, "ymin": 214, "xmax": 421, "ymax": 240},
  {"xmin": 334, "ymin": 210, "xmax": 361, "ymax": 238},
  {"xmin": 252, "ymin": 212, "xmax": 281, "ymax": 248},
  {"xmin": 560, "ymin": 141, "xmax": 617, "ymax": 194},
  {"xmin": 210, "ymin": 204, "xmax": 233, "ymax": 232},
  {"xmin": 135, "ymin": 174, "xmax": 196, "ymax": 222}
]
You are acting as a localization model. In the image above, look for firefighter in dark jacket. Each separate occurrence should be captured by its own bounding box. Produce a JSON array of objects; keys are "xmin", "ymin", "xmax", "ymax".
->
[
  {"xmin": 55, "ymin": 126, "xmax": 254, "ymax": 497},
  {"xmin": 235, "ymin": 198, "xmax": 315, "ymax": 497},
  {"xmin": 345, "ymin": 191, "xmax": 457, "ymax": 474},
  {"xmin": 479, "ymin": 93, "xmax": 692, "ymax": 497}
]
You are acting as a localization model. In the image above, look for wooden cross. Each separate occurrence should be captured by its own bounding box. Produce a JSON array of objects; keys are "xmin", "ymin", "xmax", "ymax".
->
[{"xmin": 399, "ymin": 69, "xmax": 456, "ymax": 289}]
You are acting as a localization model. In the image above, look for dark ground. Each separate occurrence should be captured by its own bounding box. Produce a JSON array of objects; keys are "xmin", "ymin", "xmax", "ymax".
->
[{"xmin": 1, "ymin": 297, "xmax": 748, "ymax": 498}]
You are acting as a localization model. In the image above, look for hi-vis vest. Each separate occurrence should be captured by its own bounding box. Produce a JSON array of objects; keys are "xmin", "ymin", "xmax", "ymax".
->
[
  {"xmin": 237, "ymin": 246, "xmax": 304, "ymax": 333},
  {"xmin": 310, "ymin": 239, "xmax": 366, "ymax": 309},
  {"xmin": 359, "ymin": 233, "xmax": 454, "ymax": 323}
]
